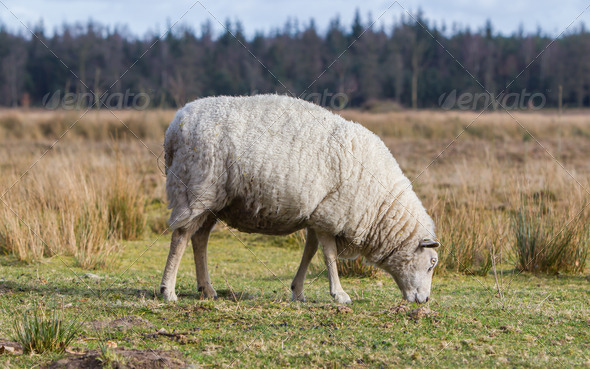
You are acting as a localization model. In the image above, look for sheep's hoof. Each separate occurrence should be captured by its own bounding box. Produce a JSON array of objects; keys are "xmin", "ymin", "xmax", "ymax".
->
[
  {"xmin": 332, "ymin": 291, "xmax": 352, "ymax": 304},
  {"xmin": 198, "ymin": 285, "xmax": 218, "ymax": 299},
  {"xmin": 291, "ymin": 291, "xmax": 306, "ymax": 302},
  {"xmin": 160, "ymin": 286, "xmax": 178, "ymax": 302}
]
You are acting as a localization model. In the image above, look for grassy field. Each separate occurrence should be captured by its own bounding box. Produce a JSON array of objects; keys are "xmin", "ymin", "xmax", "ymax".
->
[{"xmin": 0, "ymin": 107, "xmax": 589, "ymax": 367}]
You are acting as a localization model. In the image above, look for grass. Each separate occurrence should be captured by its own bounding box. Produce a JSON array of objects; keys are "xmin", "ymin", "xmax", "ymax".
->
[
  {"xmin": 337, "ymin": 257, "xmax": 381, "ymax": 278},
  {"xmin": 96, "ymin": 328, "xmax": 128, "ymax": 368},
  {"xmin": 11, "ymin": 306, "xmax": 80, "ymax": 354},
  {"xmin": 512, "ymin": 194, "xmax": 588, "ymax": 274},
  {"xmin": 107, "ymin": 155, "xmax": 147, "ymax": 241},
  {"xmin": 0, "ymin": 108, "xmax": 589, "ymax": 367},
  {"xmin": 0, "ymin": 231, "xmax": 588, "ymax": 367},
  {"xmin": 0, "ymin": 140, "xmax": 150, "ymax": 268}
]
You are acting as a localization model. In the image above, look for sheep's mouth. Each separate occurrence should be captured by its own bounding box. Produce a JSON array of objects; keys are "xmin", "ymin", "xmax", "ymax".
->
[
  {"xmin": 411, "ymin": 293, "xmax": 429, "ymax": 304},
  {"xmin": 415, "ymin": 294, "xmax": 429, "ymax": 303},
  {"xmin": 402, "ymin": 291, "xmax": 429, "ymax": 304}
]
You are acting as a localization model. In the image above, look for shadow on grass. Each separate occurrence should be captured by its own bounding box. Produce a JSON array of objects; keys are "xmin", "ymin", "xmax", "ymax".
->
[{"xmin": 0, "ymin": 279, "xmax": 280, "ymax": 303}]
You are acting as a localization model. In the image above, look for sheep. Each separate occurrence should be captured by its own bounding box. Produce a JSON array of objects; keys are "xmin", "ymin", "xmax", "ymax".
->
[{"xmin": 160, "ymin": 94, "xmax": 440, "ymax": 304}]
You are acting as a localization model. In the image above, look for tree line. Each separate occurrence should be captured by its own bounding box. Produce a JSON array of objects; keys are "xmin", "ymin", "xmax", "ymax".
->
[{"xmin": 0, "ymin": 11, "xmax": 589, "ymax": 109}]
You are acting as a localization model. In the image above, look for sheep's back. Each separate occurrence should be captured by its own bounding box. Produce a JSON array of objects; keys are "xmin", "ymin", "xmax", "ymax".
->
[{"xmin": 165, "ymin": 95, "xmax": 402, "ymax": 236}]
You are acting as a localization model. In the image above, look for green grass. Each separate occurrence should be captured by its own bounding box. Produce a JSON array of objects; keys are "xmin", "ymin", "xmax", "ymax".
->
[
  {"xmin": 11, "ymin": 307, "xmax": 80, "ymax": 354},
  {"xmin": 0, "ymin": 228, "xmax": 588, "ymax": 368}
]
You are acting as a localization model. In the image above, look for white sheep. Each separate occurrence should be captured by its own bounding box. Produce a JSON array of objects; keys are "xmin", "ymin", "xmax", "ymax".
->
[{"xmin": 160, "ymin": 94, "xmax": 440, "ymax": 304}]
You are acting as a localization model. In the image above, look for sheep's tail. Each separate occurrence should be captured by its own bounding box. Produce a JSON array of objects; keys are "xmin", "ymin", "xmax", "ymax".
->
[
  {"xmin": 164, "ymin": 117, "xmax": 191, "ymax": 229},
  {"xmin": 165, "ymin": 142, "xmax": 193, "ymax": 230},
  {"xmin": 163, "ymin": 112, "xmax": 183, "ymax": 176}
]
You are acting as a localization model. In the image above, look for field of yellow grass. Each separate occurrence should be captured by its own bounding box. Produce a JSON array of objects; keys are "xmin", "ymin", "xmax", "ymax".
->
[{"xmin": 0, "ymin": 107, "xmax": 588, "ymax": 273}]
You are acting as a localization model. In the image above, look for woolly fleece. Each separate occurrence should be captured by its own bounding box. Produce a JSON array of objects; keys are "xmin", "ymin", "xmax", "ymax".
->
[{"xmin": 164, "ymin": 94, "xmax": 435, "ymax": 266}]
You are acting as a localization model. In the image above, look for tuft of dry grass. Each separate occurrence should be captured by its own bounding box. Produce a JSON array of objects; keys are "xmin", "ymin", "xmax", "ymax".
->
[
  {"xmin": 511, "ymin": 193, "xmax": 588, "ymax": 274},
  {"xmin": 434, "ymin": 200, "xmax": 499, "ymax": 276},
  {"xmin": 107, "ymin": 153, "xmax": 147, "ymax": 241}
]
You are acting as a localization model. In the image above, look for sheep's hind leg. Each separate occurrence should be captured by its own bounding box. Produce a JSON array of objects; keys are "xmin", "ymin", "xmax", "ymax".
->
[
  {"xmin": 192, "ymin": 215, "xmax": 218, "ymax": 299},
  {"xmin": 291, "ymin": 228, "xmax": 318, "ymax": 302},
  {"xmin": 317, "ymin": 232, "xmax": 352, "ymax": 304},
  {"xmin": 160, "ymin": 227, "xmax": 192, "ymax": 301}
]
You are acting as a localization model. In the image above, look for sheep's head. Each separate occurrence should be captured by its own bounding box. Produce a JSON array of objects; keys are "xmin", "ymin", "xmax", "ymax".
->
[{"xmin": 381, "ymin": 238, "xmax": 440, "ymax": 303}]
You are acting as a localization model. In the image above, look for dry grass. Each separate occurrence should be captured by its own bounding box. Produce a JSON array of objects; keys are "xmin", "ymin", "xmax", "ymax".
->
[
  {"xmin": 0, "ymin": 107, "xmax": 588, "ymax": 274},
  {"xmin": 0, "ymin": 139, "xmax": 159, "ymax": 268},
  {"xmin": 0, "ymin": 108, "xmax": 173, "ymax": 141},
  {"xmin": 107, "ymin": 149, "xmax": 147, "ymax": 241},
  {"xmin": 511, "ymin": 193, "xmax": 589, "ymax": 274},
  {"xmin": 337, "ymin": 258, "xmax": 381, "ymax": 278},
  {"xmin": 344, "ymin": 109, "xmax": 590, "ymax": 275},
  {"xmin": 341, "ymin": 109, "xmax": 590, "ymax": 142}
]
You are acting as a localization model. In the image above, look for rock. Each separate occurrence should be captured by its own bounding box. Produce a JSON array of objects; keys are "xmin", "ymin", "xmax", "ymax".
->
[
  {"xmin": 0, "ymin": 345, "xmax": 15, "ymax": 354},
  {"xmin": 0, "ymin": 340, "xmax": 22, "ymax": 355}
]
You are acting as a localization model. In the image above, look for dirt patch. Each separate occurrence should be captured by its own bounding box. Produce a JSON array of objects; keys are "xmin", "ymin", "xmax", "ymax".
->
[
  {"xmin": 43, "ymin": 348, "xmax": 186, "ymax": 369},
  {"xmin": 407, "ymin": 306, "xmax": 438, "ymax": 320},
  {"xmin": 388, "ymin": 304, "xmax": 411, "ymax": 314},
  {"xmin": 0, "ymin": 282, "xmax": 12, "ymax": 295},
  {"xmin": 331, "ymin": 306, "xmax": 353, "ymax": 314},
  {"xmin": 89, "ymin": 316, "xmax": 155, "ymax": 331},
  {"xmin": 387, "ymin": 305, "xmax": 438, "ymax": 320},
  {"xmin": 0, "ymin": 339, "xmax": 23, "ymax": 355}
]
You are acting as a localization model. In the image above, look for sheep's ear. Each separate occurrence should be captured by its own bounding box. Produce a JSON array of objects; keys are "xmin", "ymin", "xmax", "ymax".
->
[{"xmin": 419, "ymin": 239, "xmax": 440, "ymax": 248}]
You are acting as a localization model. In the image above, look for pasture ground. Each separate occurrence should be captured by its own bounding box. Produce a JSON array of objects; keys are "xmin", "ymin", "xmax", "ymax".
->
[
  {"xmin": 1, "ymin": 229, "xmax": 589, "ymax": 368},
  {"xmin": 0, "ymin": 108, "xmax": 589, "ymax": 367}
]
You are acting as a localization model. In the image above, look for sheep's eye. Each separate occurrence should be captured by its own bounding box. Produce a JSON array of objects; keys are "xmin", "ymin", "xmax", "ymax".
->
[{"xmin": 428, "ymin": 258, "xmax": 438, "ymax": 272}]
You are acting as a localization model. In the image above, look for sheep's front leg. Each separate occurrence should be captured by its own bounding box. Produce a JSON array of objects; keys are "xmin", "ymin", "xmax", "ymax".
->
[
  {"xmin": 317, "ymin": 232, "xmax": 352, "ymax": 304},
  {"xmin": 160, "ymin": 228, "xmax": 191, "ymax": 301},
  {"xmin": 291, "ymin": 228, "xmax": 318, "ymax": 302},
  {"xmin": 192, "ymin": 217, "xmax": 217, "ymax": 299}
]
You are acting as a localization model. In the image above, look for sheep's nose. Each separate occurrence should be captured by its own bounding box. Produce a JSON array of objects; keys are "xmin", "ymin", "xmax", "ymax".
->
[{"xmin": 425, "ymin": 296, "xmax": 429, "ymax": 302}]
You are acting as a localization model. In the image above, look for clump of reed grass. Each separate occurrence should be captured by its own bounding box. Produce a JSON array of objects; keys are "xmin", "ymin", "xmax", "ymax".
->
[
  {"xmin": 72, "ymin": 201, "xmax": 116, "ymax": 269},
  {"xmin": 511, "ymin": 194, "xmax": 588, "ymax": 274},
  {"xmin": 12, "ymin": 306, "xmax": 80, "ymax": 354},
  {"xmin": 434, "ymin": 199, "xmax": 502, "ymax": 276},
  {"xmin": 107, "ymin": 158, "xmax": 146, "ymax": 240}
]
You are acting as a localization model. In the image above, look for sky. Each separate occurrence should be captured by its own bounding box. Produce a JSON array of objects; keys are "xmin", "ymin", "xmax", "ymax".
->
[{"xmin": 0, "ymin": 0, "xmax": 589, "ymax": 38}]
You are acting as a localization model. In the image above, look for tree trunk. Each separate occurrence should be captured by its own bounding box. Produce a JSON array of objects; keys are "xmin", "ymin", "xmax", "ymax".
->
[
  {"xmin": 411, "ymin": 46, "xmax": 420, "ymax": 110},
  {"xmin": 411, "ymin": 71, "xmax": 418, "ymax": 109}
]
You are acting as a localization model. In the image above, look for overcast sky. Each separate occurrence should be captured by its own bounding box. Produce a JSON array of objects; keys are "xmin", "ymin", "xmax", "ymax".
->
[{"xmin": 1, "ymin": 0, "xmax": 589, "ymax": 38}]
